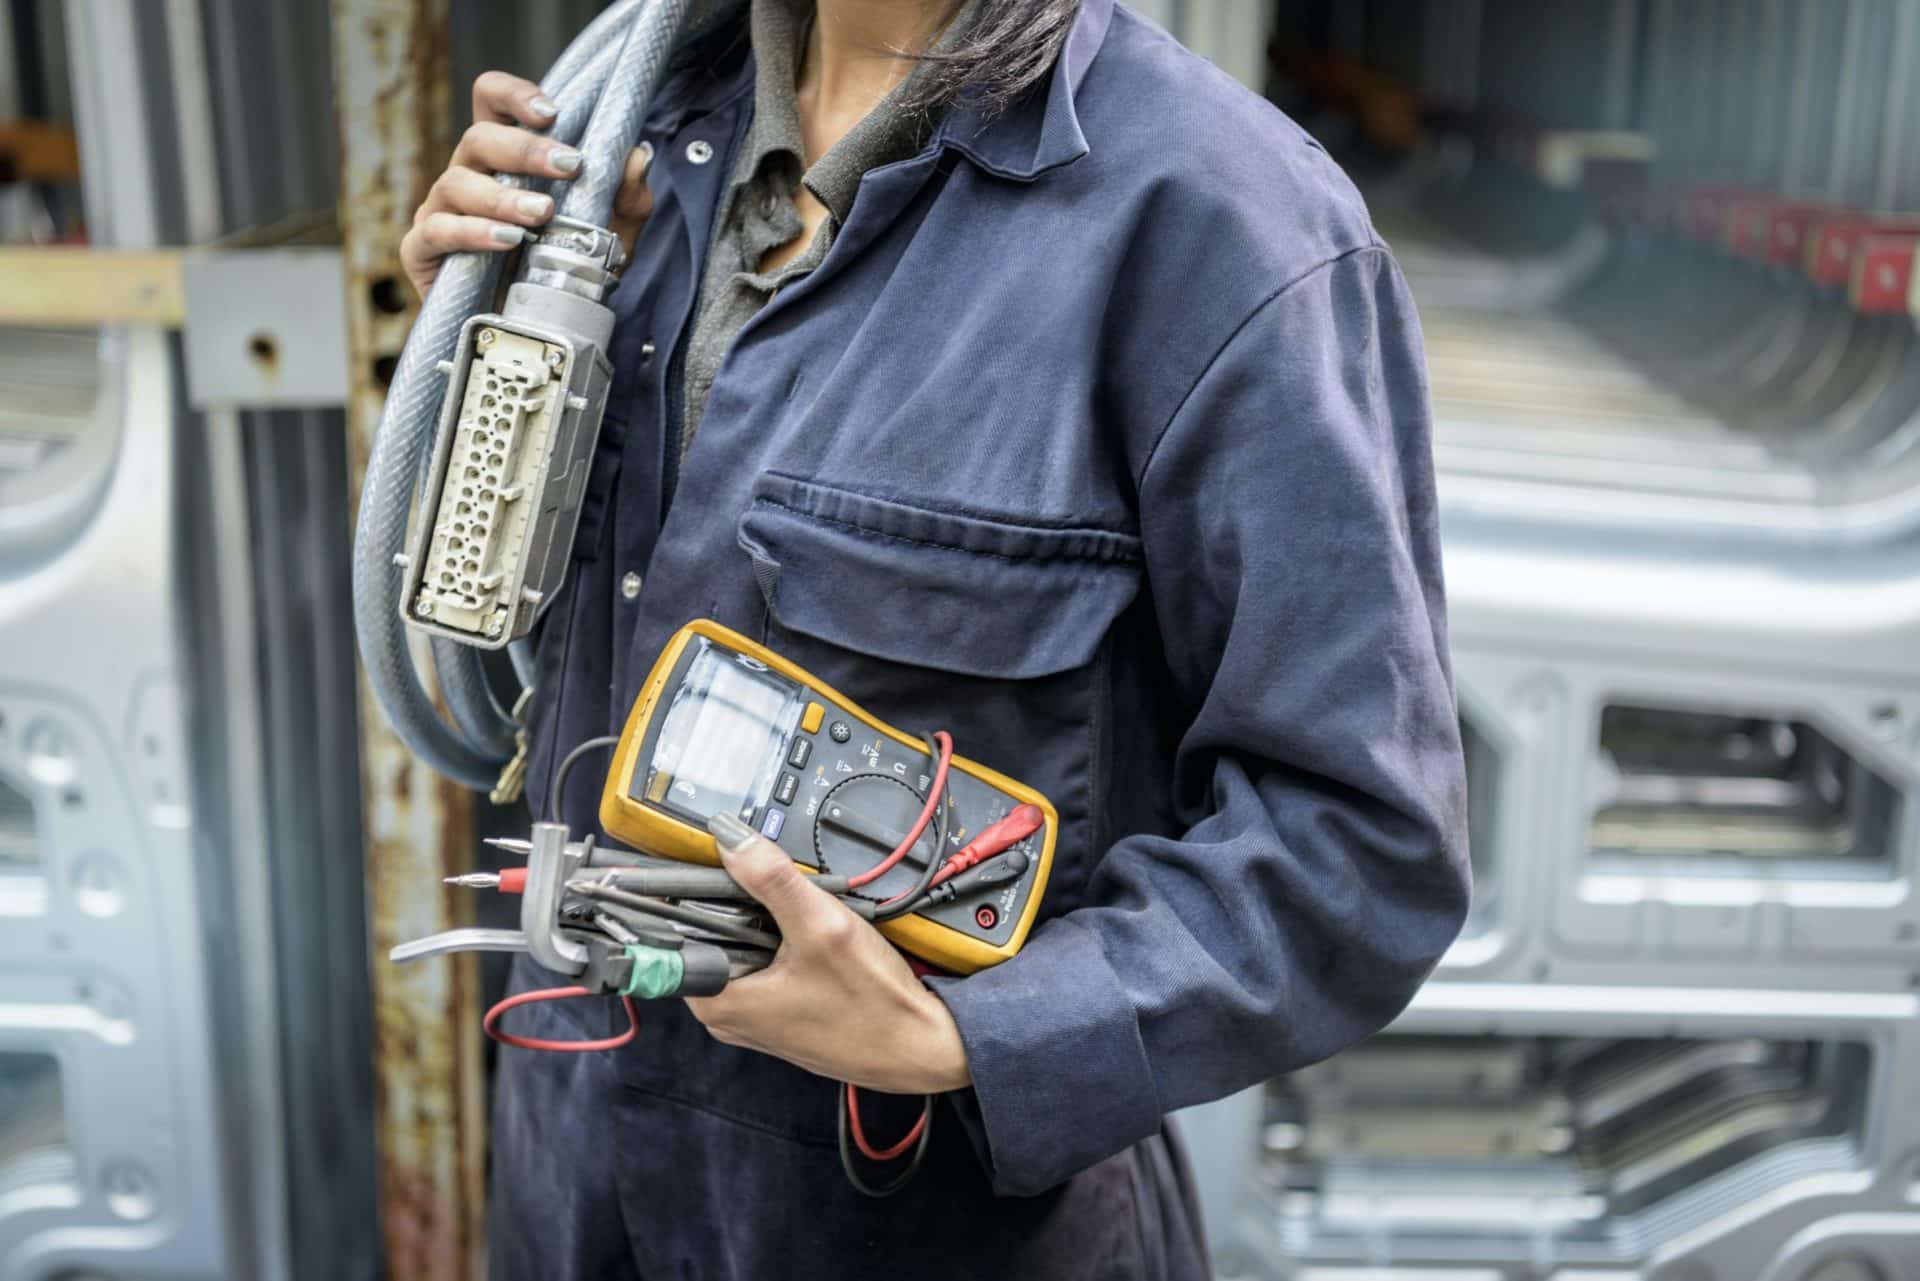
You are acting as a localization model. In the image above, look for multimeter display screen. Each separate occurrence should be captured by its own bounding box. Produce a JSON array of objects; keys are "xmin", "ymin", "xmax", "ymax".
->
[{"xmin": 644, "ymin": 639, "xmax": 804, "ymax": 824}]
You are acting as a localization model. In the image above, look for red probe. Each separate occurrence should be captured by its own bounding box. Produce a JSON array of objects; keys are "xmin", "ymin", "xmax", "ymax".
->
[
  {"xmin": 448, "ymin": 867, "xmax": 528, "ymax": 893},
  {"xmin": 879, "ymin": 802, "xmax": 1043, "ymax": 908},
  {"xmin": 931, "ymin": 804, "xmax": 1045, "ymax": 888}
]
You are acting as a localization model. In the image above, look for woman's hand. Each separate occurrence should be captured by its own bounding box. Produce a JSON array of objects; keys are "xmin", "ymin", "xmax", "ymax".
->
[
  {"xmin": 686, "ymin": 814, "xmax": 973, "ymax": 1096},
  {"xmin": 400, "ymin": 71, "xmax": 656, "ymax": 298}
]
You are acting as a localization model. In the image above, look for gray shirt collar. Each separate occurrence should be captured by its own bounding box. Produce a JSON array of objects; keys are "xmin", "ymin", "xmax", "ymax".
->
[{"xmin": 739, "ymin": 0, "xmax": 962, "ymax": 224}]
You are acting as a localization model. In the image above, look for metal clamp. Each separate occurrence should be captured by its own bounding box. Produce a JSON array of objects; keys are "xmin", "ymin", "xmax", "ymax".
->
[
  {"xmin": 521, "ymin": 821, "xmax": 590, "ymax": 975},
  {"xmin": 520, "ymin": 215, "xmax": 627, "ymax": 302}
]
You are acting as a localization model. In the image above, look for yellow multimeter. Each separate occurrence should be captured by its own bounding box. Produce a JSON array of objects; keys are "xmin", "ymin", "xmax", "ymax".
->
[{"xmin": 600, "ymin": 620, "xmax": 1056, "ymax": 974}]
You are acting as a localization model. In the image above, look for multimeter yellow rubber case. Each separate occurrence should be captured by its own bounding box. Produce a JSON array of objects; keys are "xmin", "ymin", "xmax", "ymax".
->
[{"xmin": 600, "ymin": 619, "xmax": 1056, "ymax": 974}]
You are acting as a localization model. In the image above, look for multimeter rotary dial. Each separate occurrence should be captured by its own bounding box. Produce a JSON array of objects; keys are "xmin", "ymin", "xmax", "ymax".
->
[{"xmin": 813, "ymin": 774, "xmax": 955, "ymax": 892}]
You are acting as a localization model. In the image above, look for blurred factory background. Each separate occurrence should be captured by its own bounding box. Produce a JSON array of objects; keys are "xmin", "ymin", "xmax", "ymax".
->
[{"xmin": 4, "ymin": 1, "xmax": 1920, "ymax": 1279}]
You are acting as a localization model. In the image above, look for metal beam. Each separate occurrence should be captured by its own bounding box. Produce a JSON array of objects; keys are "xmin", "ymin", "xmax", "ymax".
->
[
  {"xmin": 327, "ymin": 5, "xmax": 487, "ymax": 1281},
  {"xmin": 0, "ymin": 245, "xmax": 351, "ymax": 409},
  {"xmin": 0, "ymin": 246, "xmax": 184, "ymax": 323}
]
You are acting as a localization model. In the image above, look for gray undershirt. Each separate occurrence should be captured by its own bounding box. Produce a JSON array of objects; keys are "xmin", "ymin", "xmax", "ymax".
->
[{"xmin": 679, "ymin": 0, "xmax": 965, "ymax": 453}]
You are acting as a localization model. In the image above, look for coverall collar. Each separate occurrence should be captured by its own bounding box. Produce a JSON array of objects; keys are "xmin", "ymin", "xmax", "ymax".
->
[
  {"xmin": 933, "ymin": 0, "xmax": 1114, "ymax": 181},
  {"xmin": 677, "ymin": 0, "xmax": 1116, "ymax": 184}
]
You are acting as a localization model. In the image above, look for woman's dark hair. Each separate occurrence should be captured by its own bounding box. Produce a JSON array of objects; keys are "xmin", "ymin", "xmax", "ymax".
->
[{"xmin": 898, "ymin": 0, "xmax": 1083, "ymax": 115}]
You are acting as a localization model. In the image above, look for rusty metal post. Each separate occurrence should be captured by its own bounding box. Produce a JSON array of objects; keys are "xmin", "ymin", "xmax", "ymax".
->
[{"xmin": 328, "ymin": 4, "xmax": 488, "ymax": 1280}]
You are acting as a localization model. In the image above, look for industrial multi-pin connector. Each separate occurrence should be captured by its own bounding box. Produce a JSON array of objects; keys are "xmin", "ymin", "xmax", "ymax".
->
[{"xmin": 397, "ymin": 216, "xmax": 625, "ymax": 647}]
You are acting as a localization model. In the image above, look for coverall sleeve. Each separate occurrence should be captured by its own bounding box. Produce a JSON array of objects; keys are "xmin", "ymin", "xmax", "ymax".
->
[{"xmin": 926, "ymin": 246, "xmax": 1471, "ymax": 1196}]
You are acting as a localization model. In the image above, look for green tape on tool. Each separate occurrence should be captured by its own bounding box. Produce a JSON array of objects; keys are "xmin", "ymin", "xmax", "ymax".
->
[{"xmin": 622, "ymin": 944, "xmax": 686, "ymax": 999}]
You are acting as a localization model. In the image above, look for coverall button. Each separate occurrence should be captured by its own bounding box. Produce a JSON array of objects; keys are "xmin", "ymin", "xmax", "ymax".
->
[
  {"xmin": 620, "ymin": 572, "xmax": 643, "ymax": 600},
  {"xmin": 639, "ymin": 339, "xmax": 656, "ymax": 364},
  {"xmin": 685, "ymin": 139, "xmax": 714, "ymax": 164}
]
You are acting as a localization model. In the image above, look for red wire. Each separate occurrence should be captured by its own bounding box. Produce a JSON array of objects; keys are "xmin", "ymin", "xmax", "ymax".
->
[
  {"xmin": 846, "ymin": 731, "xmax": 954, "ymax": 889},
  {"xmin": 845, "ymin": 1083, "xmax": 928, "ymax": 1161},
  {"xmin": 483, "ymin": 985, "xmax": 640, "ymax": 1052}
]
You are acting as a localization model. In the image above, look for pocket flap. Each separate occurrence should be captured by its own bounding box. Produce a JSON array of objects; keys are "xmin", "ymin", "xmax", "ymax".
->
[{"xmin": 737, "ymin": 473, "xmax": 1142, "ymax": 680}]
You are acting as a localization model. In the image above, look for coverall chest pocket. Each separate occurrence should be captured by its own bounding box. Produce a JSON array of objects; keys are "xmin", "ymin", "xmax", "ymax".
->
[
  {"xmin": 604, "ymin": 473, "xmax": 1144, "ymax": 1140},
  {"xmin": 736, "ymin": 470, "xmax": 1145, "ymax": 914}
]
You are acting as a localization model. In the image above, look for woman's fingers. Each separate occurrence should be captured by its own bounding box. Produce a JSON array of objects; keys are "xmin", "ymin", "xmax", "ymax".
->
[
  {"xmin": 403, "ymin": 70, "xmax": 580, "ymax": 297},
  {"xmin": 450, "ymin": 121, "xmax": 583, "ymax": 182},
  {"xmin": 425, "ymin": 166, "xmax": 556, "ymax": 229},
  {"xmin": 405, "ymin": 71, "xmax": 657, "ymax": 295},
  {"xmin": 404, "ymin": 164, "xmax": 553, "ymax": 297},
  {"xmin": 400, "ymin": 212, "xmax": 527, "ymax": 297},
  {"xmin": 609, "ymin": 143, "xmax": 656, "ymax": 257},
  {"xmin": 471, "ymin": 70, "xmax": 559, "ymax": 128}
]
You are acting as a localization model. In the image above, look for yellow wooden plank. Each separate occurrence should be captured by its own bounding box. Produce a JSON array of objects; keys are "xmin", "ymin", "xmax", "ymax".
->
[{"xmin": 0, "ymin": 248, "xmax": 186, "ymax": 326}]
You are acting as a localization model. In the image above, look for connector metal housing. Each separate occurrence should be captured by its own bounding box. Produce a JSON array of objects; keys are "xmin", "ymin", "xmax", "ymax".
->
[{"xmin": 399, "ymin": 309, "xmax": 612, "ymax": 647}]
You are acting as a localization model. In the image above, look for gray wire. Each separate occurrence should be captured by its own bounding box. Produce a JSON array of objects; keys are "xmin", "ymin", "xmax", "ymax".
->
[
  {"xmin": 396, "ymin": 12, "xmax": 648, "ymax": 765},
  {"xmin": 557, "ymin": 0, "xmax": 695, "ymax": 224},
  {"xmin": 353, "ymin": 0, "xmax": 748, "ymax": 788},
  {"xmin": 433, "ymin": 637, "xmax": 519, "ymax": 756},
  {"xmin": 568, "ymin": 881, "xmax": 781, "ymax": 950},
  {"xmin": 416, "ymin": 7, "xmax": 655, "ymax": 762},
  {"xmin": 350, "ymin": 34, "xmax": 617, "ymax": 787},
  {"xmin": 507, "ymin": 637, "xmax": 539, "ymax": 691},
  {"xmin": 351, "ymin": 2, "xmax": 690, "ymax": 787}
]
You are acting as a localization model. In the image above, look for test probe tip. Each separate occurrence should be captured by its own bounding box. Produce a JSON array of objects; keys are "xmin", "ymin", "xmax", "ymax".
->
[{"xmin": 445, "ymin": 872, "xmax": 502, "ymax": 889}]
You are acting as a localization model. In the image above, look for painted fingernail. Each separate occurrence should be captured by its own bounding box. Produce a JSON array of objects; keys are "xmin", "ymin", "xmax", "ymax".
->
[
  {"xmin": 530, "ymin": 95, "xmax": 559, "ymax": 119},
  {"xmin": 550, "ymin": 146, "xmax": 583, "ymax": 174},
  {"xmin": 489, "ymin": 223, "xmax": 525, "ymax": 246},
  {"xmin": 636, "ymin": 141, "xmax": 655, "ymax": 168},
  {"xmin": 516, "ymin": 193, "xmax": 553, "ymax": 219},
  {"xmin": 709, "ymin": 812, "xmax": 756, "ymax": 852}
]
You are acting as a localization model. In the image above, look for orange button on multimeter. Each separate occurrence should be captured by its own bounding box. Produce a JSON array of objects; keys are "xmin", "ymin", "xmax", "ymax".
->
[{"xmin": 599, "ymin": 620, "xmax": 1056, "ymax": 974}]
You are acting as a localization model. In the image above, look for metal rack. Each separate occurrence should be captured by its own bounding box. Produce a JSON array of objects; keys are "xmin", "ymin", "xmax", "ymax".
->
[{"xmin": 1191, "ymin": 3, "xmax": 1920, "ymax": 1279}]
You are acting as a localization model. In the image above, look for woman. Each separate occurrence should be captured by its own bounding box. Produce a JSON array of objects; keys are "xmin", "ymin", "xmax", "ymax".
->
[{"xmin": 403, "ymin": 0, "xmax": 1469, "ymax": 1275}]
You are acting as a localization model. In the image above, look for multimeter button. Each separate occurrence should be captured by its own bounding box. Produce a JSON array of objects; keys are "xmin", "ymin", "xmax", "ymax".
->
[
  {"xmin": 801, "ymin": 702, "xmax": 826, "ymax": 734},
  {"xmin": 775, "ymin": 772, "xmax": 799, "ymax": 805},
  {"xmin": 760, "ymin": 809, "xmax": 786, "ymax": 841},
  {"xmin": 829, "ymin": 720, "xmax": 852, "ymax": 743},
  {"xmin": 787, "ymin": 737, "xmax": 812, "ymax": 769}
]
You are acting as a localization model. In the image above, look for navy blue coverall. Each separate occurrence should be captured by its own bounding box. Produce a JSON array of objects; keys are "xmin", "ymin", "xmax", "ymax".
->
[{"xmin": 492, "ymin": 0, "xmax": 1471, "ymax": 1275}]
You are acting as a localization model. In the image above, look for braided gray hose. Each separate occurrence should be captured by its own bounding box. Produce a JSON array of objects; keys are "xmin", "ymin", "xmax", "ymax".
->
[
  {"xmin": 433, "ymin": 636, "xmax": 517, "ymax": 754},
  {"xmin": 420, "ymin": 12, "xmax": 657, "ymax": 761},
  {"xmin": 557, "ymin": 0, "xmax": 696, "ymax": 225},
  {"xmin": 352, "ymin": 0, "xmax": 707, "ymax": 789}
]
